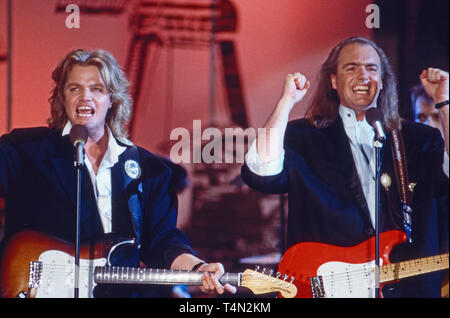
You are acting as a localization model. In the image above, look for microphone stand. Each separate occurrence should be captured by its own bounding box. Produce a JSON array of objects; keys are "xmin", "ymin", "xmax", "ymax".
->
[
  {"xmin": 373, "ymin": 139, "xmax": 383, "ymax": 298},
  {"xmin": 74, "ymin": 143, "xmax": 84, "ymax": 298}
]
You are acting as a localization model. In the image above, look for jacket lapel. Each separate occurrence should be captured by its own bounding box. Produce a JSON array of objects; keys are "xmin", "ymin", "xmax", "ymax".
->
[
  {"xmin": 322, "ymin": 118, "xmax": 374, "ymax": 227},
  {"xmin": 46, "ymin": 134, "xmax": 103, "ymax": 238},
  {"xmin": 46, "ymin": 134, "xmax": 78, "ymax": 207}
]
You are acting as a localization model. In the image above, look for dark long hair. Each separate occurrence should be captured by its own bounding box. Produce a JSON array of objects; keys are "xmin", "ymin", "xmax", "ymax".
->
[{"xmin": 305, "ymin": 36, "xmax": 401, "ymax": 132}]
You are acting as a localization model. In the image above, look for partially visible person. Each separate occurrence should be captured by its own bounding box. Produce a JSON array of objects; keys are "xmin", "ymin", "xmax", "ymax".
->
[
  {"xmin": 411, "ymin": 82, "xmax": 445, "ymax": 139},
  {"xmin": 411, "ymin": 69, "xmax": 449, "ymax": 298},
  {"xmin": 418, "ymin": 68, "xmax": 449, "ymax": 171}
]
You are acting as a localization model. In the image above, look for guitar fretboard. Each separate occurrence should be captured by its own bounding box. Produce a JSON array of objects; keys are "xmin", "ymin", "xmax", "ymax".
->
[
  {"xmin": 94, "ymin": 266, "xmax": 241, "ymax": 286},
  {"xmin": 380, "ymin": 253, "xmax": 449, "ymax": 283}
]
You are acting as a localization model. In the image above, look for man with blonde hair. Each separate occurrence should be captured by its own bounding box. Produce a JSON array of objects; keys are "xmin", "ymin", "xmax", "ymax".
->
[{"xmin": 0, "ymin": 49, "xmax": 236, "ymax": 297}]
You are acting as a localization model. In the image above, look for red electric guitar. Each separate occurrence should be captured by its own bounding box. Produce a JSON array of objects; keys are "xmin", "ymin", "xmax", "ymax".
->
[{"xmin": 278, "ymin": 230, "xmax": 449, "ymax": 298}]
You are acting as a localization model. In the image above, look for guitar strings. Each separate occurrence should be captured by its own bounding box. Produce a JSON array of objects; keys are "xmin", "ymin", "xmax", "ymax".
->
[
  {"xmin": 36, "ymin": 265, "xmax": 203, "ymax": 275},
  {"xmin": 35, "ymin": 253, "xmax": 447, "ymax": 278},
  {"xmin": 319, "ymin": 261, "xmax": 445, "ymax": 284},
  {"xmin": 33, "ymin": 265, "xmax": 289, "ymax": 287},
  {"xmin": 30, "ymin": 255, "xmax": 447, "ymax": 292},
  {"xmin": 316, "ymin": 255, "xmax": 448, "ymax": 288},
  {"xmin": 35, "ymin": 253, "xmax": 447, "ymax": 276},
  {"xmin": 34, "ymin": 265, "xmax": 212, "ymax": 282}
]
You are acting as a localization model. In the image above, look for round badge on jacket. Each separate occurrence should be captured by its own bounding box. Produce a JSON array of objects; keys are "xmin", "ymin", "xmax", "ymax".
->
[{"xmin": 124, "ymin": 159, "xmax": 141, "ymax": 180}]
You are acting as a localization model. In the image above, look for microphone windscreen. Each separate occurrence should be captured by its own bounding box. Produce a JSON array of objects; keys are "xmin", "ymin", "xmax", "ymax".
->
[
  {"xmin": 365, "ymin": 108, "xmax": 384, "ymax": 126},
  {"xmin": 69, "ymin": 124, "xmax": 88, "ymax": 146}
]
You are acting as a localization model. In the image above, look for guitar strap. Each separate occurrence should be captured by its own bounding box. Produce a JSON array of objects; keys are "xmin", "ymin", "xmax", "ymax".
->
[
  {"xmin": 391, "ymin": 129, "xmax": 413, "ymax": 243},
  {"xmin": 121, "ymin": 145, "xmax": 143, "ymax": 248}
]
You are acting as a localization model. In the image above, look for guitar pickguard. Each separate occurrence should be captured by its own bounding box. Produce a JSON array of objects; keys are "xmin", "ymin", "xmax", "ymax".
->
[
  {"xmin": 316, "ymin": 259, "xmax": 383, "ymax": 298},
  {"xmin": 278, "ymin": 231, "xmax": 448, "ymax": 298},
  {"xmin": 33, "ymin": 250, "xmax": 106, "ymax": 298}
]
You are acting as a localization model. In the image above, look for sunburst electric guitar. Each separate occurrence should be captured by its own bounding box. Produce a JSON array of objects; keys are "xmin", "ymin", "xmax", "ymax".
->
[
  {"xmin": 0, "ymin": 231, "xmax": 297, "ymax": 298},
  {"xmin": 278, "ymin": 230, "xmax": 448, "ymax": 298}
]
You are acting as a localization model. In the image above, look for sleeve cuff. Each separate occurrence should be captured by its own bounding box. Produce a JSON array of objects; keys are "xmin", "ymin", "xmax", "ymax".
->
[
  {"xmin": 245, "ymin": 140, "xmax": 284, "ymax": 176},
  {"xmin": 443, "ymin": 152, "xmax": 449, "ymax": 178}
]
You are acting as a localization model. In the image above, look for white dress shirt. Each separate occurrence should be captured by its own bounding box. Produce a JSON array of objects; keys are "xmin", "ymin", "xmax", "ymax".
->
[
  {"xmin": 245, "ymin": 105, "xmax": 449, "ymax": 228},
  {"xmin": 62, "ymin": 123, "xmax": 127, "ymax": 233},
  {"xmin": 339, "ymin": 106, "xmax": 376, "ymax": 226}
]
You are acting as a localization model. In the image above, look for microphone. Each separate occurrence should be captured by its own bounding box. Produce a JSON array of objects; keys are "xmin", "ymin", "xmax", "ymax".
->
[
  {"xmin": 366, "ymin": 108, "xmax": 386, "ymax": 144},
  {"xmin": 69, "ymin": 125, "xmax": 88, "ymax": 167}
]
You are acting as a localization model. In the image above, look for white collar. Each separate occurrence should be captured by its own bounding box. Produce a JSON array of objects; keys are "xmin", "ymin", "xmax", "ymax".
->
[
  {"xmin": 338, "ymin": 105, "xmax": 375, "ymax": 145},
  {"xmin": 339, "ymin": 105, "xmax": 375, "ymax": 128},
  {"xmin": 339, "ymin": 105, "xmax": 365, "ymax": 127},
  {"xmin": 62, "ymin": 122, "xmax": 127, "ymax": 167}
]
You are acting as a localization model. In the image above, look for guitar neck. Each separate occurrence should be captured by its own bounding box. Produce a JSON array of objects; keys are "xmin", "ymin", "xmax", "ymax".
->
[
  {"xmin": 94, "ymin": 266, "xmax": 241, "ymax": 286},
  {"xmin": 380, "ymin": 253, "xmax": 449, "ymax": 283}
]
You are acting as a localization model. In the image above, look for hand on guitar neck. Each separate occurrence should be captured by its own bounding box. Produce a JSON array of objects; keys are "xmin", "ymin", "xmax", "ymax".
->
[{"xmin": 170, "ymin": 253, "xmax": 236, "ymax": 295}]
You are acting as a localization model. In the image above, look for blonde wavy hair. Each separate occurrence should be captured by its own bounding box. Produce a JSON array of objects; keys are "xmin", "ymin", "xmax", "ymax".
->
[{"xmin": 48, "ymin": 49, "xmax": 132, "ymax": 138}]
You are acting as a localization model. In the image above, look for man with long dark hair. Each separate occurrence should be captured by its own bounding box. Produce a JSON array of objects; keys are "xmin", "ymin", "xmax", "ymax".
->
[{"xmin": 242, "ymin": 36, "xmax": 448, "ymax": 297}]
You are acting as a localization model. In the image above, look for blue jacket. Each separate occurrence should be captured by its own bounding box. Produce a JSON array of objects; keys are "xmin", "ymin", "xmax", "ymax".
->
[{"xmin": 0, "ymin": 127, "xmax": 194, "ymax": 296}]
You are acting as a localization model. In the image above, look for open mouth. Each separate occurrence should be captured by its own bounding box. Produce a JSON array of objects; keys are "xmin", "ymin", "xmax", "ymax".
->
[
  {"xmin": 76, "ymin": 106, "xmax": 95, "ymax": 118},
  {"xmin": 352, "ymin": 85, "xmax": 370, "ymax": 95}
]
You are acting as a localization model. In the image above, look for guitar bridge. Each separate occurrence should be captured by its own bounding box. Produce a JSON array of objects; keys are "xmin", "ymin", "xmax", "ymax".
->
[
  {"xmin": 310, "ymin": 276, "xmax": 325, "ymax": 298},
  {"xmin": 29, "ymin": 261, "xmax": 43, "ymax": 288}
]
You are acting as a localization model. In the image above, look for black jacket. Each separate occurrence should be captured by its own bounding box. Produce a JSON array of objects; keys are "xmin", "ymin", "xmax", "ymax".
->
[{"xmin": 242, "ymin": 118, "xmax": 448, "ymax": 297}]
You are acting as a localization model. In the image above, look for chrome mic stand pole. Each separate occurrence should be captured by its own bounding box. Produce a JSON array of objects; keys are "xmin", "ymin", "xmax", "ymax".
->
[
  {"xmin": 74, "ymin": 164, "xmax": 81, "ymax": 298},
  {"xmin": 74, "ymin": 143, "xmax": 84, "ymax": 299},
  {"xmin": 69, "ymin": 125, "xmax": 87, "ymax": 298},
  {"xmin": 374, "ymin": 139, "xmax": 383, "ymax": 298}
]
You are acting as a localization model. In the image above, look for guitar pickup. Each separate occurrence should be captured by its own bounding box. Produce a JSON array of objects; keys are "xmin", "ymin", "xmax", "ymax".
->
[
  {"xmin": 29, "ymin": 261, "xmax": 43, "ymax": 288},
  {"xmin": 310, "ymin": 275, "xmax": 325, "ymax": 298}
]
